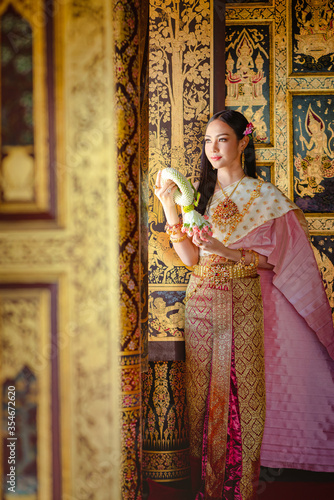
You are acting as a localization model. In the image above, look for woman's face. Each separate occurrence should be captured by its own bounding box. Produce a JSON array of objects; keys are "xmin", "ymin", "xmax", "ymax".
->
[{"xmin": 204, "ymin": 119, "xmax": 246, "ymax": 172}]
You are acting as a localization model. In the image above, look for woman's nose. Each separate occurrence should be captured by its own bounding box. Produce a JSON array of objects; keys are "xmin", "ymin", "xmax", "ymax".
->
[{"xmin": 212, "ymin": 140, "xmax": 219, "ymax": 152}]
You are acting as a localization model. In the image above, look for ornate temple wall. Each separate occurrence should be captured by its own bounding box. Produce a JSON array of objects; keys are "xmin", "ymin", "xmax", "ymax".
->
[
  {"xmin": 116, "ymin": 0, "xmax": 149, "ymax": 498},
  {"xmin": 144, "ymin": 0, "xmax": 334, "ymax": 491},
  {"xmin": 0, "ymin": 1, "xmax": 121, "ymax": 499},
  {"xmin": 1, "ymin": 0, "xmax": 333, "ymax": 499},
  {"xmin": 143, "ymin": 0, "xmax": 215, "ymax": 486},
  {"xmin": 225, "ymin": 0, "xmax": 334, "ymax": 305}
]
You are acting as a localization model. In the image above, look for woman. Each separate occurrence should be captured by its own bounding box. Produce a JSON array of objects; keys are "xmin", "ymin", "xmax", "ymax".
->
[{"xmin": 154, "ymin": 110, "xmax": 334, "ymax": 500}]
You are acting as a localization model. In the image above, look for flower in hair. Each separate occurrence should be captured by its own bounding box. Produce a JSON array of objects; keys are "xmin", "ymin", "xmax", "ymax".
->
[{"xmin": 243, "ymin": 122, "xmax": 255, "ymax": 136}]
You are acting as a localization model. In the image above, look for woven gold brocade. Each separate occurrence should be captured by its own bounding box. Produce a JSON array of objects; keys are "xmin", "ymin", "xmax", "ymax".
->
[
  {"xmin": 233, "ymin": 277, "xmax": 266, "ymax": 500},
  {"xmin": 206, "ymin": 277, "xmax": 233, "ymax": 498},
  {"xmin": 185, "ymin": 262, "xmax": 265, "ymax": 500}
]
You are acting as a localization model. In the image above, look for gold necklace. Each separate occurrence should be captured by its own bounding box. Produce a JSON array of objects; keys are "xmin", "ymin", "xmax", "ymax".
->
[{"xmin": 211, "ymin": 174, "xmax": 245, "ymax": 228}]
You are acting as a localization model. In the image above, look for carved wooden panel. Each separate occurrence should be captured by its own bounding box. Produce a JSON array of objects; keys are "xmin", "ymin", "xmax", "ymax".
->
[
  {"xmin": 0, "ymin": 0, "xmax": 57, "ymax": 222},
  {"xmin": 0, "ymin": 1, "xmax": 121, "ymax": 499},
  {"xmin": 0, "ymin": 285, "xmax": 54, "ymax": 499}
]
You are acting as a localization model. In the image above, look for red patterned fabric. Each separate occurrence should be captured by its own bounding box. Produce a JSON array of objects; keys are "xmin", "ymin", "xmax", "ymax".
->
[{"xmin": 186, "ymin": 270, "xmax": 265, "ymax": 499}]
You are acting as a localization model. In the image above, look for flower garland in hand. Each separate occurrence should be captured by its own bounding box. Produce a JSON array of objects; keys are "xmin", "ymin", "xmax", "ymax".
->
[{"xmin": 160, "ymin": 167, "xmax": 213, "ymax": 237}]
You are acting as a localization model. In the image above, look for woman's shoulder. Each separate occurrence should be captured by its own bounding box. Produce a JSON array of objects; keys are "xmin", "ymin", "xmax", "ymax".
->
[
  {"xmin": 253, "ymin": 178, "xmax": 299, "ymax": 211},
  {"xmin": 258, "ymin": 180, "xmax": 290, "ymax": 199},
  {"xmin": 246, "ymin": 177, "xmax": 288, "ymax": 197},
  {"xmin": 244, "ymin": 177, "xmax": 274, "ymax": 188}
]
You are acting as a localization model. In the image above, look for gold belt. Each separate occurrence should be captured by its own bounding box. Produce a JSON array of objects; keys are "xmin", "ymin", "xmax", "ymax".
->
[{"xmin": 192, "ymin": 262, "xmax": 258, "ymax": 283}]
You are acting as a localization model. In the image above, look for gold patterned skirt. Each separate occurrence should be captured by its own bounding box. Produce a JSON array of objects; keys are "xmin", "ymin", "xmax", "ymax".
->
[{"xmin": 185, "ymin": 256, "xmax": 266, "ymax": 500}]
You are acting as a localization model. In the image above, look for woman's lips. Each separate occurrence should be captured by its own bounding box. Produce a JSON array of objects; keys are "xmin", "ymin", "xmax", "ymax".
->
[{"xmin": 211, "ymin": 156, "xmax": 222, "ymax": 160}]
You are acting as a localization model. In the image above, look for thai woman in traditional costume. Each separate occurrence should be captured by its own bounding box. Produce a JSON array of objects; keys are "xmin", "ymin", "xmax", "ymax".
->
[{"xmin": 154, "ymin": 110, "xmax": 334, "ymax": 500}]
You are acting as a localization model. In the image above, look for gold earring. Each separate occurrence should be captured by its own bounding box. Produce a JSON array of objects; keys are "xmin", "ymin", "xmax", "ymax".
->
[{"xmin": 242, "ymin": 150, "xmax": 245, "ymax": 170}]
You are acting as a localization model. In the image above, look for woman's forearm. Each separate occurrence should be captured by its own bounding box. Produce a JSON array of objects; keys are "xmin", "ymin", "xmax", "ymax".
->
[
  {"xmin": 217, "ymin": 245, "xmax": 274, "ymax": 270},
  {"xmin": 170, "ymin": 237, "xmax": 199, "ymax": 267},
  {"xmin": 162, "ymin": 206, "xmax": 199, "ymax": 266}
]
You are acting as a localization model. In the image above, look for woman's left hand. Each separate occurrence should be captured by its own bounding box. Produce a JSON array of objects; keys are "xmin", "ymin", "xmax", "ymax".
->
[{"xmin": 192, "ymin": 232, "xmax": 227, "ymax": 257}]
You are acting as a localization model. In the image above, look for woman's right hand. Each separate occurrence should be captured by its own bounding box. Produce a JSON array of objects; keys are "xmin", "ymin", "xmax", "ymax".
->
[{"xmin": 154, "ymin": 170, "xmax": 178, "ymax": 209}]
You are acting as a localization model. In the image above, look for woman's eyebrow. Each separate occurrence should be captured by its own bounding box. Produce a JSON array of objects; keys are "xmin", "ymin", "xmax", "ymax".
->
[{"xmin": 205, "ymin": 133, "xmax": 230, "ymax": 138}]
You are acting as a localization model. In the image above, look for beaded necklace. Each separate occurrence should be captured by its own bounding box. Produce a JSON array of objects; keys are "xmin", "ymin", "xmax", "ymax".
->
[
  {"xmin": 211, "ymin": 174, "xmax": 245, "ymax": 230},
  {"xmin": 211, "ymin": 178, "xmax": 264, "ymax": 246}
]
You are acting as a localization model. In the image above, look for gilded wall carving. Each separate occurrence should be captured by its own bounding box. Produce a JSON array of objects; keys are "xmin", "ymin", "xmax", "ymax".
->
[
  {"xmin": 149, "ymin": 288, "xmax": 186, "ymax": 340},
  {"xmin": 291, "ymin": 0, "xmax": 334, "ymax": 74},
  {"xmin": 0, "ymin": 288, "xmax": 52, "ymax": 498},
  {"xmin": 148, "ymin": 0, "xmax": 212, "ymax": 343},
  {"xmin": 226, "ymin": 0, "xmax": 334, "ymax": 316},
  {"xmin": 142, "ymin": 361, "xmax": 190, "ymax": 481},
  {"xmin": 0, "ymin": 0, "xmax": 121, "ymax": 499},
  {"xmin": 225, "ymin": 23, "xmax": 273, "ymax": 146},
  {"xmin": 149, "ymin": 0, "xmax": 211, "ymax": 173},
  {"xmin": 292, "ymin": 93, "xmax": 334, "ymax": 210},
  {"xmin": 0, "ymin": 0, "xmax": 52, "ymax": 219},
  {"xmin": 312, "ymin": 235, "xmax": 334, "ymax": 310},
  {"xmin": 145, "ymin": 3, "xmax": 212, "ymax": 485}
]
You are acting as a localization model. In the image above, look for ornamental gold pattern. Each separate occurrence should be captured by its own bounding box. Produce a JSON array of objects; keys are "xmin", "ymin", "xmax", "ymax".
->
[
  {"xmin": 227, "ymin": 2, "xmax": 334, "ymax": 316},
  {"xmin": 0, "ymin": 1, "xmax": 121, "ymax": 499},
  {"xmin": 148, "ymin": 0, "xmax": 212, "ymax": 287},
  {"xmin": 292, "ymin": 0, "xmax": 334, "ymax": 74},
  {"xmin": 0, "ymin": 289, "xmax": 52, "ymax": 498},
  {"xmin": 114, "ymin": 0, "xmax": 146, "ymax": 498},
  {"xmin": 0, "ymin": 0, "xmax": 50, "ymax": 217},
  {"xmin": 142, "ymin": 362, "xmax": 190, "ymax": 481}
]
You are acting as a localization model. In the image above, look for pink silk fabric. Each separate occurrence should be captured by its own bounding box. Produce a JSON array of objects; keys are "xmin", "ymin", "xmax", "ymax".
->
[{"xmin": 229, "ymin": 210, "xmax": 334, "ymax": 472}]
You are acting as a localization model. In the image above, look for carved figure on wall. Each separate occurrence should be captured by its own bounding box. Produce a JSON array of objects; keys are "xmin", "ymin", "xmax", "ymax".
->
[
  {"xmin": 313, "ymin": 244, "xmax": 334, "ymax": 310},
  {"xmin": 294, "ymin": 0, "xmax": 334, "ymax": 72},
  {"xmin": 252, "ymin": 106, "xmax": 268, "ymax": 141},
  {"xmin": 149, "ymin": 294, "xmax": 185, "ymax": 338},
  {"xmin": 1, "ymin": 146, "xmax": 35, "ymax": 201},
  {"xmin": 226, "ymin": 31, "xmax": 267, "ymax": 106},
  {"xmin": 150, "ymin": 296, "xmax": 172, "ymax": 337},
  {"xmin": 238, "ymin": 105, "xmax": 268, "ymax": 143},
  {"xmin": 225, "ymin": 26, "xmax": 270, "ymax": 145},
  {"xmin": 149, "ymin": 220, "xmax": 191, "ymax": 284},
  {"xmin": 294, "ymin": 103, "xmax": 334, "ymax": 199}
]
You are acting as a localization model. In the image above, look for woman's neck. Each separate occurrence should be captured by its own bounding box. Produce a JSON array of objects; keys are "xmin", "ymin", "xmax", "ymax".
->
[{"xmin": 216, "ymin": 167, "xmax": 245, "ymax": 189}]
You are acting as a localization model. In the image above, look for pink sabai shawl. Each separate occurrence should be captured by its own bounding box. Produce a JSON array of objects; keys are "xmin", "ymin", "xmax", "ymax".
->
[{"xmin": 229, "ymin": 209, "xmax": 334, "ymax": 472}]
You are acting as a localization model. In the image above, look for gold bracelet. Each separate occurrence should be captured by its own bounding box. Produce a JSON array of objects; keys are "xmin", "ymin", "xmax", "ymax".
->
[
  {"xmin": 237, "ymin": 248, "xmax": 245, "ymax": 262},
  {"xmin": 165, "ymin": 221, "xmax": 183, "ymax": 236},
  {"xmin": 248, "ymin": 250, "xmax": 259, "ymax": 268},
  {"xmin": 235, "ymin": 249, "xmax": 259, "ymax": 271},
  {"xmin": 170, "ymin": 234, "xmax": 187, "ymax": 244}
]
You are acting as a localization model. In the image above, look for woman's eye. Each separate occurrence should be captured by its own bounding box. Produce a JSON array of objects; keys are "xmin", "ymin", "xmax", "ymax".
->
[{"xmin": 219, "ymin": 138, "xmax": 226, "ymax": 142}]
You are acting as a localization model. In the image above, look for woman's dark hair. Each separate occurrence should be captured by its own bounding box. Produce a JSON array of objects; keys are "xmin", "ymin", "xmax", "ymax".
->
[{"xmin": 197, "ymin": 110, "xmax": 256, "ymax": 215}]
